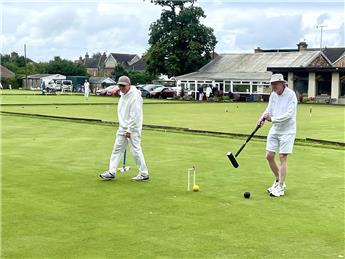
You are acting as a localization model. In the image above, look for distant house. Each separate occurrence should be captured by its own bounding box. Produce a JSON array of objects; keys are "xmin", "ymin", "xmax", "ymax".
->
[
  {"xmin": 79, "ymin": 52, "xmax": 107, "ymax": 77},
  {"xmin": 22, "ymin": 74, "xmax": 66, "ymax": 89},
  {"xmin": 176, "ymin": 42, "xmax": 345, "ymax": 104},
  {"xmin": 88, "ymin": 76, "xmax": 116, "ymax": 91},
  {"xmin": 78, "ymin": 52, "xmax": 145, "ymax": 77},
  {"xmin": 103, "ymin": 53, "xmax": 140, "ymax": 75},
  {"xmin": 0, "ymin": 65, "xmax": 15, "ymax": 87}
]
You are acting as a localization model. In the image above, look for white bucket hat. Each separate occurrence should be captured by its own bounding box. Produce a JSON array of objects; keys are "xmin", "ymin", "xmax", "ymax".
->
[{"xmin": 270, "ymin": 73, "xmax": 286, "ymax": 83}]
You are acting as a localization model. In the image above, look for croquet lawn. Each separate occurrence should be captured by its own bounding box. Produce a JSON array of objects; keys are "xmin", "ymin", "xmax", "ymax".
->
[
  {"xmin": 1, "ymin": 101, "xmax": 344, "ymax": 142},
  {"xmin": 1, "ymin": 114, "xmax": 344, "ymax": 259}
]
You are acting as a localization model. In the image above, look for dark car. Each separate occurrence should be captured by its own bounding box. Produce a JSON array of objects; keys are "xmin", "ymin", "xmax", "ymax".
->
[
  {"xmin": 150, "ymin": 87, "xmax": 176, "ymax": 99},
  {"xmin": 136, "ymin": 85, "xmax": 151, "ymax": 98}
]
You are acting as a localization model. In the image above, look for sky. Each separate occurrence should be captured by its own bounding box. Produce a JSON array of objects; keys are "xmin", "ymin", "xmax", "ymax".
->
[{"xmin": 0, "ymin": 0, "xmax": 344, "ymax": 62}]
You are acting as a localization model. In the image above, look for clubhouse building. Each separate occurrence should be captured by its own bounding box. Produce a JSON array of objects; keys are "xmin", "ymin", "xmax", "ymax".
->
[{"xmin": 176, "ymin": 42, "xmax": 345, "ymax": 104}]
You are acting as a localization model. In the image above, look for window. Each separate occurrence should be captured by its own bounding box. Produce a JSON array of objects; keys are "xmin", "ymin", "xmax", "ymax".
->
[
  {"xmin": 224, "ymin": 81, "xmax": 231, "ymax": 93},
  {"xmin": 293, "ymin": 72, "xmax": 308, "ymax": 95},
  {"xmin": 233, "ymin": 81, "xmax": 250, "ymax": 93},
  {"xmin": 316, "ymin": 72, "xmax": 332, "ymax": 96}
]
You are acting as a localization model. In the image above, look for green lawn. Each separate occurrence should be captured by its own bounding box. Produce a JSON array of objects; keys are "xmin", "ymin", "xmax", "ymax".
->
[
  {"xmin": 2, "ymin": 102, "xmax": 344, "ymax": 142},
  {"xmin": 2, "ymin": 115, "xmax": 344, "ymax": 258},
  {"xmin": 0, "ymin": 90, "xmax": 181, "ymax": 104}
]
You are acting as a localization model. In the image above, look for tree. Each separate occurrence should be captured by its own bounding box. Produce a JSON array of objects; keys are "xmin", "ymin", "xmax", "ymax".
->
[
  {"xmin": 42, "ymin": 56, "xmax": 87, "ymax": 76},
  {"xmin": 127, "ymin": 70, "xmax": 158, "ymax": 85},
  {"xmin": 146, "ymin": 0, "xmax": 217, "ymax": 77},
  {"xmin": 0, "ymin": 52, "xmax": 35, "ymax": 74},
  {"xmin": 112, "ymin": 64, "xmax": 128, "ymax": 81},
  {"xmin": 112, "ymin": 64, "xmax": 158, "ymax": 85}
]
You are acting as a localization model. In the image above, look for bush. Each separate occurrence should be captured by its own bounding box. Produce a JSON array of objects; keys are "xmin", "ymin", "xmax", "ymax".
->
[{"xmin": 4, "ymin": 75, "xmax": 22, "ymax": 88}]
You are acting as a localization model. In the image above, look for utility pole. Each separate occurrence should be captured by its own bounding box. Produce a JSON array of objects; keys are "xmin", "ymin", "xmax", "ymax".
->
[
  {"xmin": 24, "ymin": 44, "xmax": 28, "ymax": 88},
  {"xmin": 316, "ymin": 24, "xmax": 328, "ymax": 52}
]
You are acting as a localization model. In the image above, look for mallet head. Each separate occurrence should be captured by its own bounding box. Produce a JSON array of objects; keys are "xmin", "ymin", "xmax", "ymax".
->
[{"xmin": 227, "ymin": 152, "xmax": 239, "ymax": 168}]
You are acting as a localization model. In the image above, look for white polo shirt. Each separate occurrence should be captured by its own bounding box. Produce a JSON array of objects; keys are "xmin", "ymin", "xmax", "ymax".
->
[{"xmin": 263, "ymin": 87, "xmax": 297, "ymax": 135}]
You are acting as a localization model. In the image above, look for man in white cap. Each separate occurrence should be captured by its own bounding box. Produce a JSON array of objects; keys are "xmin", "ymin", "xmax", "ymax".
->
[
  {"xmin": 100, "ymin": 75, "xmax": 149, "ymax": 181},
  {"xmin": 257, "ymin": 73, "xmax": 297, "ymax": 197}
]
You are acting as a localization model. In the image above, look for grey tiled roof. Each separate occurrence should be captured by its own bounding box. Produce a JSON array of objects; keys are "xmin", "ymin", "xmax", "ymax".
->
[
  {"xmin": 322, "ymin": 48, "xmax": 345, "ymax": 63},
  {"xmin": 128, "ymin": 57, "xmax": 146, "ymax": 71},
  {"xmin": 110, "ymin": 53, "xmax": 137, "ymax": 64},
  {"xmin": 176, "ymin": 51, "xmax": 324, "ymax": 81},
  {"xmin": 84, "ymin": 58, "xmax": 99, "ymax": 68}
]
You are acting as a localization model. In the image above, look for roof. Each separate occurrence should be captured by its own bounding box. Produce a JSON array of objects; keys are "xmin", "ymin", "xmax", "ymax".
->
[
  {"xmin": 89, "ymin": 77, "xmax": 116, "ymax": 84},
  {"xmin": 84, "ymin": 53, "xmax": 107, "ymax": 68},
  {"xmin": 258, "ymin": 46, "xmax": 345, "ymax": 64},
  {"xmin": 322, "ymin": 48, "xmax": 345, "ymax": 63},
  {"xmin": 128, "ymin": 57, "xmax": 146, "ymax": 71},
  {"xmin": 26, "ymin": 74, "xmax": 55, "ymax": 79},
  {"xmin": 176, "ymin": 51, "xmax": 327, "ymax": 81},
  {"xmin": 110, "ymin": 53, "xmax": 137, "ymax": 64},
  {"xmin": 84, "ymin": 57, "xmax": 99, "ymax": 68},
  {"xmin": 0, "ymin": 65, "xmax": 15, "ymax": 78}
]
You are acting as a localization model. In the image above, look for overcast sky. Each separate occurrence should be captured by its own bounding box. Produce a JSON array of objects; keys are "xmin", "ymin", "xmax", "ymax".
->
[{"xmin": 1, "ymin": 0, "xmax": 344, "ymax": 62}]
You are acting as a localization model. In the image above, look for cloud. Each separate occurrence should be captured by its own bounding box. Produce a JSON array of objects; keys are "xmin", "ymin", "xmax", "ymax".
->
[
  {"xmin": 199, "ymin": 1, "xmax": 344, "ymax": 53},
  {"xmin": 1, "ymin": 0, "xmax": 344, "ymax": 61},
  {"xmin": 1, "ymin": 1, "xmax": 161, "ymax": 61}
]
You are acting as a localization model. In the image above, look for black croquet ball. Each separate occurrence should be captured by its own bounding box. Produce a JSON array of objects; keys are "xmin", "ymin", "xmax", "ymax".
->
[{"xmin": 244, "ymin": 192, "xmax": 251, "ymax": 199}]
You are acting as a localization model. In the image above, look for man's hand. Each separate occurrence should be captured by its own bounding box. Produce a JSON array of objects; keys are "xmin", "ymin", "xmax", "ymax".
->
[
  {"xmin": 257, "ymin": 118, "xmax": 265, "ymax": 127},
  {"xmin": 124, "ymin": 132, "xmax": 131, "ymax": 138},
  {"xmin": 263, "ymin": 112, "xmax": 272, "ymax": 122}
]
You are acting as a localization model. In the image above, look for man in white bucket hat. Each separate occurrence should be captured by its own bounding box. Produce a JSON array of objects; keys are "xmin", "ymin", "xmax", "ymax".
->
[{"xmin": 257, "ymin": 73, "xmax": 297, "ymax": 197}]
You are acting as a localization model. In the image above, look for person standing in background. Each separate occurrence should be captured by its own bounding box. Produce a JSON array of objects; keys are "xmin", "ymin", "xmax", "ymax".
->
[{"xmin": 84, "ymin": 80, "xmax": 90, "ymax": 98}]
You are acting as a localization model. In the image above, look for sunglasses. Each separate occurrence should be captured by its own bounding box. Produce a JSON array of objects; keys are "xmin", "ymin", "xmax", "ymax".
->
[{"xmin": 118, "ymin": 84, "xmax": 127, "ymax": 87}]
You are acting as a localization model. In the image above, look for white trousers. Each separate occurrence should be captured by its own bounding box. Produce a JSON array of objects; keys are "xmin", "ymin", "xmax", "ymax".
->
[{"xmin": 109, "ymin": 132, "xmax": 148, "ymax": 175}]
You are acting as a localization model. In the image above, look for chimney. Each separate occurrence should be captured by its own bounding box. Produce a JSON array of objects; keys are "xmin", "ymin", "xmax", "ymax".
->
[
  {"xmin": 297, "ymin": 41, "xmax": 308, "ymax": 51},
  {"xmin": 254, "ymin": 47, "xmax": 262, "ymax": 53}
]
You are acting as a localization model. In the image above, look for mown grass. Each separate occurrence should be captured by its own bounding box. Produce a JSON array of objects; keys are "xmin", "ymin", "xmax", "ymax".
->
[
  {"xmin": 1, "ymin": 102, "xmax": 344, "ymax": 142},
  {"xmin": 1, "ymin": 115, "xmax": 344, "ymax": 259}
]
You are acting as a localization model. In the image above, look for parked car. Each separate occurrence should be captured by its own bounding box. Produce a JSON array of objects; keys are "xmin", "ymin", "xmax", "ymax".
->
[
  {"xmin": 96, "ymin": 85, "xmax": 116, "ymax": 96},
  {"xmin": 143, "ymin": 84, "xmax": 164, "ymax": 92},
  {"xmin": 172, "ymin": 86, "xmax": 182, "ymax": 96},
  {"xmin": 150, "ymin": 87, "xmax": 176, "ymax": 99},
  {"xmin": 61, "ymin": 80, "xmax": 73, "ymax": 92},
  {"xmin": 96, "ymin": 85, "xmax": 120, "ymax": 96},
  {"xmin": 106, "ymin": 85, "xmax": 121, "ymax": 96},
  {"xmin": 47, "ymin": 80, "xmax": 61, "ymax": 91},
  {"xmin": 136, "ymin": 85, "xmax": 151, "ymax": 98}
]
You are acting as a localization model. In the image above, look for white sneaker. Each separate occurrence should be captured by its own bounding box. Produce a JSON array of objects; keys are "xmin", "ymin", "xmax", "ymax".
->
[
  {"xmin": 270, "ymin": 185, "xmax": 285, "ymax": 197},
  {"xmin": 267, "ymin": 181, "xmax": 286, "ymax": 193},
  {"xmin": 99, "ymin": 171, "xmax": 115, "ymax": 180},
  {"xmin": 131, "ymin": 173, "xmax": 149, "ymax": 181},
  {"xmin": 267, "ymin": 181, "xmax": 279, "ymax": 193}
]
